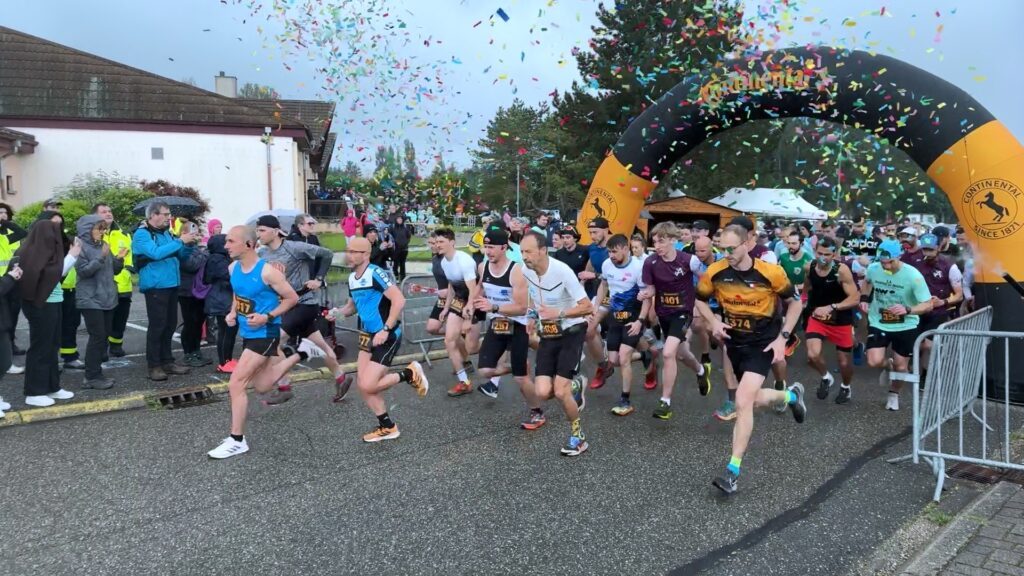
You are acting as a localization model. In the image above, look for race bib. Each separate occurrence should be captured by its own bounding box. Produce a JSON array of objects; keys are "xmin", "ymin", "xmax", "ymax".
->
[
  {"xmin": 613, "ymin": 310, "xmax": 634, "ymax": 323},
  {"xmin": 358, "ymin": 330, "xmax": 371, "ymax": 352},
  {"xmin": 601, "ymin": 295, "xmax": 611, "ymax": 308},
  {"xmin": 490, "ymin": 317, "xmax": 513, "ymax": 336},
  {"xmin": 659, "ymin": 292, "xmax": 683, "ymax": 308},
  {"xmin": 539, "ymin": 320, "xmax": 563, "ymax": 339},
  {"xmin": 234, "ymin": 295, "xmax": 254, "ymax": 316},
  {"xmin": 881, "ymin": 309, "xmax": 904, "ymax": 324},
  {"xmin": 450, "ymin": 297, "xmax": 466, "ymax": 313},
  {"xmin": 723, "ymin": 313, "xmax": 753, "ymax": 332}
]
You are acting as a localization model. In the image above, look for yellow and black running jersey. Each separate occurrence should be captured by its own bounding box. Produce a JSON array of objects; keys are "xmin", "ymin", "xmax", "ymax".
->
[{"xmin": 696, "ymin": 258, "xmax": 794, "ymax": 343}]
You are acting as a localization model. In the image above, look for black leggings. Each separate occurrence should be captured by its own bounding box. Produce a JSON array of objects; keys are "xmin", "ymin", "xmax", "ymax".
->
[
  {"xmin": 178, "ymin": 295, "xmax": 205, "ymax": 354},
  {"xmin": 214, "ymin": 315, "xmax": 239, "ymax": 366},
  {"xmin": 393, "ymin": 248, "xmax": 409, "ymax": 280}
]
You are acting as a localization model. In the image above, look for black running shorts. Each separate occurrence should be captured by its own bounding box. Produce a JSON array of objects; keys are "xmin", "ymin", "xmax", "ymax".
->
[
  {"xmin": 657, "ymin": 312, "xmax": 693, "ymax": 343},
  {"xmin": 866, "ymin": 325, "xmax": 918, "ymax": 358},
  {"xmin": 535, "ymin": 323, "xmax": 586, "ymax": 380},
  {"xmin": 281, "ymin": 303, "xmax": 320, "ymax": 341},
  {"xmin": 358, "ymin": 329, "xmax": 401, "ymax": 366},
  {"xmin": 478, "ymin": 319, "xmax": 529, "ymax": 377},
  {"xmin": 725, "ymin": 341, "xmax": 775, "ymax": 378},
  {"xmin": 243, "ymin": 337, "xmax": 280, "ymax": 358}
]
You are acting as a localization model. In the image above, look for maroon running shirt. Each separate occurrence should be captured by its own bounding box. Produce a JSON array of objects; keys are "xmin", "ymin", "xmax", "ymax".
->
[{"xmin": 642, "ymin": 251, "xmax": 702, "ymax": 317}]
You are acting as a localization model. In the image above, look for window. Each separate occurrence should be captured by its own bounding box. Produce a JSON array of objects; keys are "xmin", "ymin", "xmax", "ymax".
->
[
  {"xmin": 5, "ymin": 175, "xmax": 11, "ymax": 194},
  {"xmin": 151, "ymin": 147, "xmax": 164, "ymax": 160}
]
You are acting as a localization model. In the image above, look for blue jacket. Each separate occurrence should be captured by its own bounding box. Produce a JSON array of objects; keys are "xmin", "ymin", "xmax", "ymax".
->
[{"xmin": 132, "ymin": 224, "xmax": 194, "ymax": 292}]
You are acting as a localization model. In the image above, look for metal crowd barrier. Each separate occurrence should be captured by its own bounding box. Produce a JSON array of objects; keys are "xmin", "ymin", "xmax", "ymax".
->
[
  {"xmin": 399, "ymin": 273, "xmax": 446, "ymax": 366},
  {"xmin": 889, "ymin": 306, "xmax": 1024, "ymax": 501}
]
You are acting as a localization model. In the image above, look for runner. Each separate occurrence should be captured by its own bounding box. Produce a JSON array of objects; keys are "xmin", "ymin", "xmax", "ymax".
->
[
  {"xmin": 435, "ymin": 227, "xmax": 480, "ymax": 396},
  {"xmin": 639, "ymin": 222, "xmax": 709, "ymax": 420},
  {"xmin": 691, "ymin": 237, "xmax": 722, "ymax": 393},
  {"xmin": 901, "ymin": 233, "xmax": 963, "ymax": 388},
  {"xmin": 695, "ymin": 225, "xmax": 807, "ymax": 495},
  {"xmin": 579, "ymin": 217, "xmax": 614, "ymax": 389},
  {"xmin": 254, "ymin": 215, "xmax": 350, "ymax": 405},
  {"xmin": 802, "ymin": 236, "xmax": 861, "ymax": 404},
  {"xmin": 423, "ymin": 235, "xmax": 450, "ymax": 336},
  {"xmin": 470, "ymin": 227, "xmax": 534, "ymax": 408},
  {"xmin": 329, "ymin": 237, "xmax": 429, "ymax": 442},
  {"xmin": 207, "ymin": 226, "xmax": 323, "ymax": 459},
  {"xmin": 861, "ymin": 239, "xmax": 934, "ymax": 411},
  {"xmin": 553, "ymin": 225, "xmax": 590, "ymax": 280},
  {"xmin": 593, "ymin": 234, "xmax": 648, "ymax": 416},
  {"xmin": 519, "ymin": 231, "xmax": 593, "ymax": 456},
  {"xmin": 781, "ymin": 230, "xmax": 813, "ymax": 294}
]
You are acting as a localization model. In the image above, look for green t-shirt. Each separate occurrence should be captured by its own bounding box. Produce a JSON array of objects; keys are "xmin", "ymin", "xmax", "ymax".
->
[
  {"xmin": 865, "ymin": 262, "xmax": 931, "ymax": 332},
  {"xmin": 782, "ymin": 250, "xmax": 813, "ymax": 288}
]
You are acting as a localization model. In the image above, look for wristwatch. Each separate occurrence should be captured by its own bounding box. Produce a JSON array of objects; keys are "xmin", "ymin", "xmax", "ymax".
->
[
  {"xmin": 781, "ymin": 330, "xmax": 791, "ymax": 339},
  {"xmin": 267, "ymin": 312, "xmax": 276, "ymax": 322},
  {"xmin": 830, "ymin": 303, "xmax": 838, "ymax": 312},
  {"xmin": 492, "ymin": 304, "xmax": 499, "ymax": 314},
  {"xmin": 558, "ymin": 310, "xmax": 566, "ymax": 321}
]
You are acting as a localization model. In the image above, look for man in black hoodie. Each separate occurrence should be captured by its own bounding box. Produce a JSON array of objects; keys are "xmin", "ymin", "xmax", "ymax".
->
[{"xmin": 390, "ymin": 214, "xmax": 414, "ymax": 282}]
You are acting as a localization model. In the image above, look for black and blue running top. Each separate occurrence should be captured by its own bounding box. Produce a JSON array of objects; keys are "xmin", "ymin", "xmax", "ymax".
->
[{"xmin": 348, "ymin": 264, "xmax": 401, "ymax": 336}]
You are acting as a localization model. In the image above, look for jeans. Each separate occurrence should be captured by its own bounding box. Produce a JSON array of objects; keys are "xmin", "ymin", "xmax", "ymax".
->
[
  {"xmin": 60, "ymin": 288, "xmax": 81, "ymax": 361},
  {"xmin": 8, "ymin": 294, "xmax": 20, "ymax": 347},
  {"xmin": 214, "ymin": 315, "xmax": 239, "ymax": 366},
  {"xmin": 108, "ymin": 295, "xmax": 132, "ymax": 347},
  {"xmin": 393, "ymin": 248, "xmax": 409, "ymax": 281},
  {"xmin": 178, "ymin": 295, "xmax": 205, "ymax": 355},
  {"xmin": 144, "ymin": 288, "xmax": 177, "ymax": 368},
  {"xmin": 81, "ymin": 308, "xmax": 113, "ymax": 380},
  {"xmin": 23, "ymin": 302, "xmax": 61, "ymax": 396}
]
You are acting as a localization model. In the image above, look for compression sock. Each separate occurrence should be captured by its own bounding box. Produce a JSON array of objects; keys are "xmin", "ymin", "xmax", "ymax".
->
[
  {"xmin": 640, "ymin": 351, "xmax": 651, "ymax": 370},
  {"xmin": 377, "ymin": 412, "xmax": 395, "ymax": 428},
  {"xmin": 660, "ymin": 397, "xmax": 671, "ymax": 406},
  {"xmin": 727, "ymin": 456, "xmax": 742, "ymax": 476},
  {"xmin": 397, "ymin": 368, "xmax": 414, "ymax": 383},
  {"xmin": 727, "ymin": 388, "xmax": 736, "ymax": 402},
  {"xmin": 571, "ymin": 418, "xmax": 583, "ymax": 437},
  {"xmin": 620, "ymin": 391, "xmax": 630, "ymax": 402},
  {"xmin": 785, "ymin": 390, "xmax": 798, "ymax": 405},
  {"xmin": 456, "ymin": 369, "xmax": 468, "ymax": 382},
  {"xmin": 230, "ymin": 433, "xmax": 244, "ymax": 442}
]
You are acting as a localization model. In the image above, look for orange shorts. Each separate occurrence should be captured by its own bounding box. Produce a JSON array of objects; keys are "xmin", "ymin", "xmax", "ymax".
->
[{"xmin": 806, "ymin": 317, "xmax": 854, "ymax": 352}]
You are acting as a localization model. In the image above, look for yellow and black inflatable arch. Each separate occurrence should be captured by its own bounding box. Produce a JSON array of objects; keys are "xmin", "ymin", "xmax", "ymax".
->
[{"xmin": 578, "ymin": 47, "xmax": 1024, "ymax": 399}]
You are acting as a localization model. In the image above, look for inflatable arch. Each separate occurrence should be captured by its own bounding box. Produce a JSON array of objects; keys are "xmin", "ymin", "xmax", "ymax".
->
[{"xmin": 577, "ymin": 47, "xmax": 1024, "ymax": 398}]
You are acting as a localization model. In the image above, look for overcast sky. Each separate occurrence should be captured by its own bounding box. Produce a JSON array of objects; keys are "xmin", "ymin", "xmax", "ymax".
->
[{"xmin": 3, "ymin": 0, "xmax": 1022, "ymax": 174}]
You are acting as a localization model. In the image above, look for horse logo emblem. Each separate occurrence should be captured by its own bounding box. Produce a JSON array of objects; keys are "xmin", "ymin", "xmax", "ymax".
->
[
  {"xmin": 962, "ymin": 178, "xmax": 1021, "ymax": 240},
  {"xmin": 977, "ymin": 191, "xmax": 1009, "ymax": 223}
]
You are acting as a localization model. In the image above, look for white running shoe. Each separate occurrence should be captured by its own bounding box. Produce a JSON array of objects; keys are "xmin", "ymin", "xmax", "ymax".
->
[
  {"xmin": 298, "ymin": 338, "xmax": 326, "ymax": 359},
  {"xmin": 208, "ymin": 437, "xmax": 250, "ymax": 459},
  {"xmin": 25, "ymin": 395, "xmax": 55, "ymax": 407},
  {"xmin": 47, "ymin": 389, "xmax": 75, "ymax": 401},
  {"xmin": 886, "ymin": 392, "xmax": 900, "ymax": 411},
  {"xmin": 7, "ymin": 364, "xmax": 24, "ymax": 375},
  {"xmin": 0, "ymin": 396, "xmax": 10, "ymax": 411}
]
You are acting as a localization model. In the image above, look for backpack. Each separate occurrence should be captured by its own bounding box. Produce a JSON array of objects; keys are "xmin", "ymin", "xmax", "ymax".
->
[{"xmin": 191, "ymin": 262, "xmax": 212, "ymax": 299}]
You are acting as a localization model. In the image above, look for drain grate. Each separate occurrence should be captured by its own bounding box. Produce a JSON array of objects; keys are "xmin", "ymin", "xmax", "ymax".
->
[
  {"xmin": 1002, "ymin": 470, "xmax": 1024, "ymax": 486},
  {"xmin": 147, "ymin": 386, "xmax": 215, "ymax": 410},
  {"xmin": 946, "ymin": 462, "xmax": 1005, "ymax": 485}
]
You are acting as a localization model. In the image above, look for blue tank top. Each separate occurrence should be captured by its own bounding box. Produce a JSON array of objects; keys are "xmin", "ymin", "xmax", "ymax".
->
[{"xmin": 231, "ymin": 259, "xmax": 282, "ymax": 339}]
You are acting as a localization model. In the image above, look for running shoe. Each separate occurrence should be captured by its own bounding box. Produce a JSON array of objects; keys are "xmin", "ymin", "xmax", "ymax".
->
[
  {"xmin": 697, "ymin": 367, "xmax": 712, "ymax": 397},
  {"xmin": 7, "ymin": 364, "xmax": 24, "ymax": 375},
  {"xmin": 835, "ymin": 385, "xmax": 852, "ymax": 405},
  {"xmin": 208, "ymin": 437, "xmax": 249, "ymax": 459},
  {"xmin": 447, "ymin": 381, "xmax": 473, "ymax": 397},
  {"xmin": 886, "ymin": 392, "xmax": 900, "ymax": 411},
  {"xmin": 785, "ymin": 334, "xmax": 800, "ymax": 357},
  {"xmin": 590, "ymin": 361, "xmax": 613, "ymax": 389},
  {"xmin": 560, "ymin": 434, "xmax": 589, "ymax": 457},
  {"xmin": 571, "ymin": 374, "xmax": 587, "ymax": 412},
  {"xmin": 713, "ymin": 400, "xmax": 737, "ymax": 422},
  {"xmin": 712, "ymin": 471, "xmax": 739, "ymax": 495},
  {"xmin": 362, "ymin": 425, "xmax": 400, "ymax": 443},
  {"xmin": 333, "ymin": 373, "xmax": 354, "ymax": 402},
  {"xmin": 652, "ymin": 400, "xmax": 673, "ymax": 420},
  {"xmin": 788, "ymin": 383, "xmax": 807, "ymax": 423},
  {"xmin": 216, "ymin": 360, "xmax": 237, "ymax": 374},
  {"xmin": 298, "ymin": 338, "xmax": 326, "ymax": 359},
  {"xmin": 611, "ymin": 399, "xmax": 635, "ymax": 416},
  {"xmin": 817, "ymin": 372, "xmax": 835, "ymax": 400},
  {"xmin": 407, "ymin": 361, "xmax": 429, "ymax": 398},
  {"xmin": 644, "ymin": 368, "xmax": 658, "ymax": 391},
  {"xmin": 520, "ymin": 410, "xmax": 546, "ymax": 430},
  {"xmin": 0, "ymin": 396, "xmax": 11, "ymax": 411},
  {"xmin": 263, "ymin": 388, "xmax": 294, "ymax": 406},
  {"xmin": 852, "ymin": 342, "xmax": 865, "ymax": 366},
  {"xmin": 477, "ymin": 381, "xmax": 499, "ymax": 399}
]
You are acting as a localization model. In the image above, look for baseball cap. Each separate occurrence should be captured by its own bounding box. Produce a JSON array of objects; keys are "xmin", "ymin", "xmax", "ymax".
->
[
  {"xmin": 876, "ymin": 239, "xmax": 903, "ymax": 260},
  {"xmin": 692, "ymin": 219, "xmax": 712, "ymax": 231},
  {"xmin": 932, "ymin": 226, "xmax": 951, "ymax": 238},
  {"xmin": 255, "ymin": 215, "xmax": 282, "ymax": 229},
  {"xmin": 899, "ymin": 226, "xmax": 918, "ymax": 237},
  {"xmin": 729, "ymin": 215, "xmax": 755, "ymax": 232},
  {"xmin": 44, "ymin": 197, "xmax": 63, "ymax": 207},
  {"xmin": 587, "ymin": 217, "xmax": 610, "ymax": 229},
  {"xmin": 559, "ymin": 225, "xmax": 580, "ymax": 239},
  {"xmin": 919, "ymin": 234, "xmax": 939, "ymax": 250},
  {"xmin": 483, "ymin": 227, "xmax": 509, "ymax": 246}
]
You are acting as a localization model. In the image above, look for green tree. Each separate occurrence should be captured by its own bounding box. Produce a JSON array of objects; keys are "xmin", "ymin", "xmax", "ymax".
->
[
  {"xmin": 238, "ymin": 82, "xmax": 278, "ymax": 99},
  {"xmin": 341, "ymin": 161, "xmax": 363, "ymax": 182},
  {"xmin": 54, "ymin": 171, "xmax": 154, "ymax": 227},
  {"xmin": 402, "ymin": 139, "xmax": 419, "ymax": 181}
]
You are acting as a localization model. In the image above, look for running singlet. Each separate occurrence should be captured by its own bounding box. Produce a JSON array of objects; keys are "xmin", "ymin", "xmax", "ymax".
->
[
  {"xmin": 864, "ymin": 262, "xmax": 931, "ymax": 332},
  {"xmin": 806, "ymin": 262, "xmax": 853, "ymax": 325},
  {"xmin": 523, "ymin": 258, "xmax": 588, "ymax": 337},
  {"xmin": 481, "ymin": 260, "xmax": 527, "ymax": 326},
  {"xmin": 231, "ymin": 259, "xmax": 282, "ymax": 339},
  {"xmin": 696, "ymin": 259, "xmax": 794, "ymax": 345},
  {"xmin": 782, "ymin": 251, "xmax": 813, "ymax": 288},
  {"xmin": 441, "ymin": 250, "xmax": 478, "ymax": 309},
  {"xmin": 642, "ymin": 251, "xmax": 701, "ymax": 317},
  {"xmin": 349, "ymin": 263, "xmax": 401, "ymax": 336},
  {"xmin": 600, "ymin": 256, "xmax": 644, "ymax": 315}
]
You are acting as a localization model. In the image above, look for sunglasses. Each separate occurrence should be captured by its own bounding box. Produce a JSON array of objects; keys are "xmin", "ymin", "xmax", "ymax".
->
[{"xmin": 720, "ymin": 245, "xmax": 740, "ymax": 255}]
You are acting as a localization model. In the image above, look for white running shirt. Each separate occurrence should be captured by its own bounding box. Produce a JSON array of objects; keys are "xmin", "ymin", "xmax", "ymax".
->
[{"xmin": 522, "ymin": 257, "xmax": 588, "ymax": 330}]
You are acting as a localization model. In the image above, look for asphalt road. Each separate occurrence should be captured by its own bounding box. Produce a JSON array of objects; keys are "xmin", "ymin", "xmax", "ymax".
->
[{"xmin": 0, "ymin": 334, "xmax": 978, "ymax": 575}]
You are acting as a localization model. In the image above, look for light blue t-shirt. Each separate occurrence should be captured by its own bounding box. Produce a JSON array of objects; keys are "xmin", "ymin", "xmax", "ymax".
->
[{"xmin": 865, "ymin": 262, "xmax": 932, "ymax": 332}]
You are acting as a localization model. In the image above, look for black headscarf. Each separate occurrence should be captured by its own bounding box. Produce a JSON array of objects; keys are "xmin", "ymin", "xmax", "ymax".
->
[{"xmin": 16, "ymin": 219, "xmax": 65, "ymax": 307}]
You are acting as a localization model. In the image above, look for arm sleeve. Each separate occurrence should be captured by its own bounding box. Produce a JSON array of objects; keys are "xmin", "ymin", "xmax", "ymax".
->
[
  {"xmin": 3, "ymin": 221, "xmax": 27, "ymax": 244},
  {"xmin": 312, "ymin": 245, "xmax": 333, "ymax": 278},
  {"xmin": 948, "ymin": 264, "xmax": 963, "ymax": 287}
]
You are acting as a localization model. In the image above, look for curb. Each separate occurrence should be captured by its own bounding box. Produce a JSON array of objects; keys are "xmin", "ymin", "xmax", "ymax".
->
[
  {"xmin": 899, "ymin": 481, "xmax": 1022, "ymax": 575},
  {"xmin": 0, "ymin": 348, "xmax": 451, "ymax": 428}
]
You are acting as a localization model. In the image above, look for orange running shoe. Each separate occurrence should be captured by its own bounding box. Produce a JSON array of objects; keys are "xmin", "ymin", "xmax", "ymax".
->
[
  {"xmin": 407, "ymin": 361, "xmax": 430, "ymax": 397},
  {"xmin": 447, "ymin": 381, "xmax": 473, "ymax": 397},
  {"xmin": 362, "ymin": 425, "xmax": 400, "ymax": 443}
]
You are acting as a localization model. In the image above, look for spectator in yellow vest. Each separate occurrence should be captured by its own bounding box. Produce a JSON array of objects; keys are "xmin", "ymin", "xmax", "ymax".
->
[{"xmin": 93, "ymin": 203, "xmax": 134, "ymax": 358}]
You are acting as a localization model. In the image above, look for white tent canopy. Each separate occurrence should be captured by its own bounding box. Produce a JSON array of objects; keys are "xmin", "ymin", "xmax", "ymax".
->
[{"xmin": 710, "ymin": 188, "xmax": 829, "ymax": 220}]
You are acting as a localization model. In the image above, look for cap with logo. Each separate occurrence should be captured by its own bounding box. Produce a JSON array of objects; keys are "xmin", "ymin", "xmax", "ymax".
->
[
  {"xmin": 559, "ymin": 225, "xmax": 580, "ymax": 239},
  {"xmin": 484, "ymin": 227, "xmax": 509, "ymax": 246},
  {"xmin": 692, "ymin": 219, "xmax": 712, "ymax": 232},
  {"xmin": 587, "ymin": 217, "xmax": 610, "ymax": 229},
  {"xmin": 919, "ymin": 234, "xmax": 940, "ymax": 250},
  {"xmin": 876, "ymin": 239, "xmax": 904, "ymax": 260}
]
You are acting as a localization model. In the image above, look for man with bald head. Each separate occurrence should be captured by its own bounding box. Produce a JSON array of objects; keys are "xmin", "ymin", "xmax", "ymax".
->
[
  {"xmin": 207, "ymin": 226, "xmax": 321, "ymax": 459},
  {"xmin": 330, "ymin": 236, "xmax": 429, "ymax": 443}
]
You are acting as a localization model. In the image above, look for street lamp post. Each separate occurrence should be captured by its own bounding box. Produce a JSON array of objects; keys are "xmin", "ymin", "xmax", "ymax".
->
[{"xmin": 515, "ymin": 163, "xmax": 521, "ymax": 217}]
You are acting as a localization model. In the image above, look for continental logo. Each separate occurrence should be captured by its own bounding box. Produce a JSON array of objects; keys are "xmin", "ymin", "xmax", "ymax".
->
[
  {"xmin": 698, "ymin": 67, "xmax": 833, "ymax": 107},
  {"xmin": 963, "ymin": 178, "xmax": 1021, "ymax": 240},
  {"xmin": 584, "ymin": 187, "xmax": 619, "ymax": 225}
]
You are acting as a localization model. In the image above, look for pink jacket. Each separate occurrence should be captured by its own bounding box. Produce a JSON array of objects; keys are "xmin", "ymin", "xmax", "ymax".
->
[{"xmin": 341, "ymin": 210, "xmax": 358, "ymax": 236}]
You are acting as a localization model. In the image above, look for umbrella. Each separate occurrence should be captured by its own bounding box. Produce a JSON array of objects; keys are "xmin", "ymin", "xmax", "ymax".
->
[
  {"xmin": 133, "ymin": 196, "xmax": 203, "ymax": 218},
  {"xmin": 245, "ymin": 209, "xmax": 304, "ymax": 232}
]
